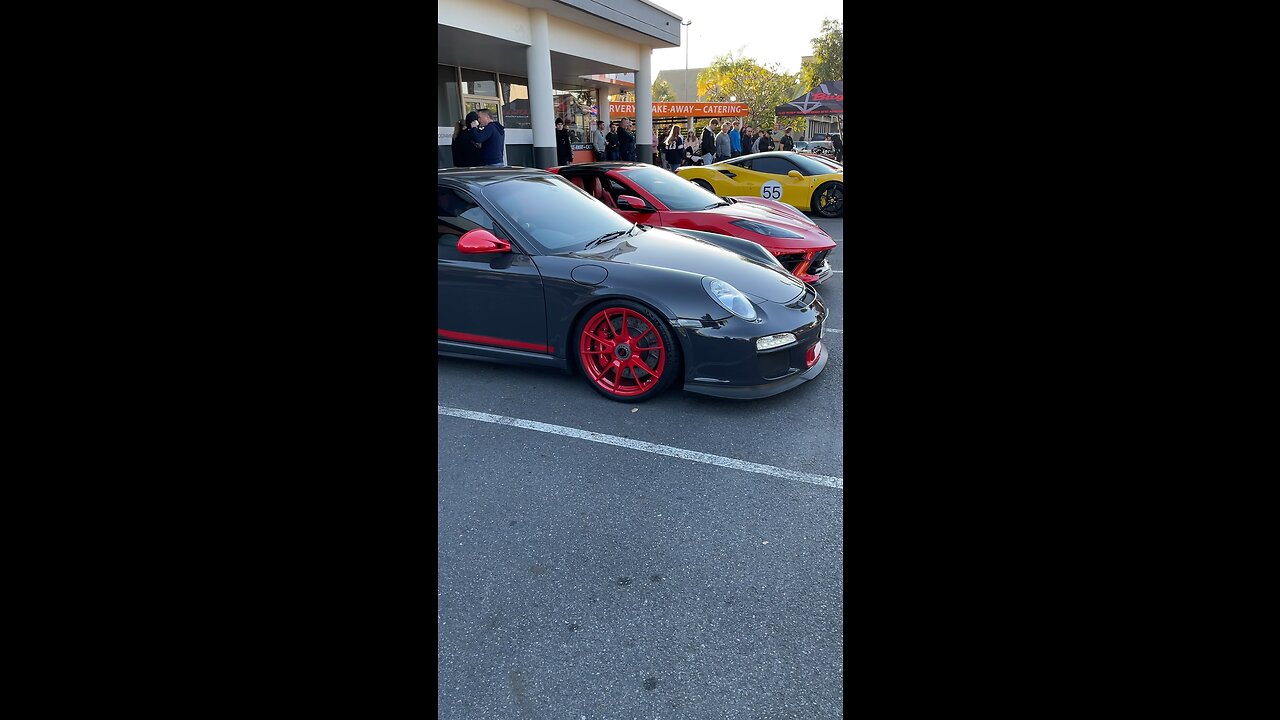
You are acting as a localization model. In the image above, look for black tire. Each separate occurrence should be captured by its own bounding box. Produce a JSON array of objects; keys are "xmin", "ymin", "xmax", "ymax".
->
[
  {"xmin": 691, "ymin": 179, "xmax": 715, "ymax": 193},
  {"xmin": 573, "ymin": 299, "xmax": 681, "ymax": 403},
  {"xmin": 812, "ymin": 181, "xmax": 843, "ymax": 218}
]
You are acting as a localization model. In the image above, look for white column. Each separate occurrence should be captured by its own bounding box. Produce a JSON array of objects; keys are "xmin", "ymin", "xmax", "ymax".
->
[
  {"xmin": 635, "ymin": 47, "xmax": 654, "ymax": 164},
  {"xmin": 526, "ymin": 9, "xmax": 557, "ymax": 169},
  {"xmin": 598, "ymin": 87, "xmax": 610, "ymax": 129}
]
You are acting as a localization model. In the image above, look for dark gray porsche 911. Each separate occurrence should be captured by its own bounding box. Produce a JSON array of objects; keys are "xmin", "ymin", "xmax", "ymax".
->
[{"xmin": 438, "ymin": 167, "xmax": 828, "ymax": 402}]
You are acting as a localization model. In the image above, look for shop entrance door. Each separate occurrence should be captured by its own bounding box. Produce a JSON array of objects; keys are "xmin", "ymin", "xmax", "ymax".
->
[
  {"xmin": 463, "ymin": 96, "xmax": 499, "ymax": 122},
  {"xmin": 462, "ymin": 96, "xmax": 502, "ymax": 164}
]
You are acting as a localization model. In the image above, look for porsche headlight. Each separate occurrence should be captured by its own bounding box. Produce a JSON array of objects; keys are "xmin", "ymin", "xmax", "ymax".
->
[
  {"xmin": 701, "ymin": 276, "xmax": 757, "ymax": 321},
  {"xmin": 729, "ymin": 219, "xmax": 805, "ymax": 239}
]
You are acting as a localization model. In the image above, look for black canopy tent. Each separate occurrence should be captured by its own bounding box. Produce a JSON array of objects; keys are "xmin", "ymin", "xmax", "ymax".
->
[{"xmin": 775, "ymin": 80, "xmax": 844, "ymax": 116}]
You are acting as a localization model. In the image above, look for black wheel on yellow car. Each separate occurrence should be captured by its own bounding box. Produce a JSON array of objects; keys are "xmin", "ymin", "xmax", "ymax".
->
[
  {"xmin": 813, "ymin": 182, "xmax": 843, "ymax": 218},
  {"xmin": 690, "ymin": 179, "xmax": 715, "ymax": 193}
]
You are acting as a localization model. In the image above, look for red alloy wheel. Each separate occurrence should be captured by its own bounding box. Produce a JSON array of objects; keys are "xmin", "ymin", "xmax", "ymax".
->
[{"xmin": 578, "ymin": 305, "xmax": 670, "ymax": 399}]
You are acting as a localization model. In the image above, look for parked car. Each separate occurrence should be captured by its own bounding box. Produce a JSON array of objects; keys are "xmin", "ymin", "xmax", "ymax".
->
[
  {"xmin": 794, "ymin": 140, "xmax": 835, "ymax": 155},
  {"xmin": 549, "ymin": 163, "xmax": 836, "ymax": 284},
  {"xmin": 438, "ymin": 167, "xmax": 829, "ymax": 402},
  {"xmin": 677, "ymin": 151, "xmax": 844, "ymax": 218}
]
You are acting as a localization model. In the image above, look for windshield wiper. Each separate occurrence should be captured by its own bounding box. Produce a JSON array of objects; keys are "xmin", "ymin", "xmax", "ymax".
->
[
  {"xmin": 702, "ymin": 201, "xmax": 730, "ymax": 209},
  {"xmin": 584, "ymin": 227, "xmax": 630, "ymax": 249}
]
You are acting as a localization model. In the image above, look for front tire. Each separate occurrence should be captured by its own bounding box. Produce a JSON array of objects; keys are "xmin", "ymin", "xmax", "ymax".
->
[
  {"xmin": 812, "ymin": 181, "xmax": 843, "ymax": 218},
  {"xmin": 575, "ymin": 300, "xmax": 680, "ymax": 402},
  {"xmin": 691, "ymin": 179, "xmax": 715, "ymax": 193}
]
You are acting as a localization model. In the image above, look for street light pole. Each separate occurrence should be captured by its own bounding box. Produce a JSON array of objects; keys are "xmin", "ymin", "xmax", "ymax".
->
[{"xmin": 682, "ymin": 20, "xmax": 692, "ymax": 132}]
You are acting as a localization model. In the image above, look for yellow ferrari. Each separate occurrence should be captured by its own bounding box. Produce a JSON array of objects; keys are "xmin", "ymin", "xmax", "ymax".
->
[{"xmin": 676, "ymin": 151, "xmax": 844, "ymax": 218}]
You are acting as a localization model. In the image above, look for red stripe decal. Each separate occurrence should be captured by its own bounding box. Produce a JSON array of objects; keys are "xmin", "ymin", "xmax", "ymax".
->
[{"xmin": 438, "ymin": 328, "xmax": 551, "ymax": 354}]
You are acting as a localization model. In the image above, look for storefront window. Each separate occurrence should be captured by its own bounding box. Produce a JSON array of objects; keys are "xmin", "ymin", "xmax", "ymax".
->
[
  {"xmin": 553, "ymin": 88, "xmax": 595, "ymax": 143},
  {"xmin": 438, "ymin": 65, "xmax": 461, "ymax": 127},
  {"xmin": 499, "ymin": 76, "xmax": 531, "ymax": 129},
  {"xmin": 460, "ymin": 69, "xmax": 498, "ymax": 97}
]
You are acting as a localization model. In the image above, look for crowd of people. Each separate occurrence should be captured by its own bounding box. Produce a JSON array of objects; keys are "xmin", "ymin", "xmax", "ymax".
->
[{"xmin": 451, "ymin": 112, "xmax": 842, "ymax": 169}]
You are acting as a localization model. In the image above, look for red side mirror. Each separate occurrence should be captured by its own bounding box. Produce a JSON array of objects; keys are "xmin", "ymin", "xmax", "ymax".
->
[
  {"xmin": 616, "ymin": 194, "xmax": 651, "ymax": 211},
  {"xmin": 457, "ymin": 228, "xmax": 512, "ymax": 254}
]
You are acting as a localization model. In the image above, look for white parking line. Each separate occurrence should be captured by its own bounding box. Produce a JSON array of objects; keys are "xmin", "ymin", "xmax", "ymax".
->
[
  {"xmin": 825, "ymin": 328, "xmax": 843, "ymax": 333},
  {"xmin": 439, "ymin": 406, "xmax": 843, "ymax": 489},
  {"xmin": 831, "ymin": 270, "xmax": 843, "ymax": 274}
]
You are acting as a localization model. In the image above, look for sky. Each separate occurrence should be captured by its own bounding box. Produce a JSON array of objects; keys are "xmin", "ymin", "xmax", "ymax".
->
[{"xmin": 645, "ymin": 0, "xmax": 841, "ymax": 77}]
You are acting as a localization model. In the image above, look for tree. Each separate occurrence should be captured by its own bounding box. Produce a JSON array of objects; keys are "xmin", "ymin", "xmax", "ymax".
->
[
  {"xmin": 800, "ymin": 19, "xmax": 843, "ymax": 91},
  {"xmin": 652, "ymin": 78, "xmax": 676, "ymax": 102},
  {"xmin": 697, "ymin": 51, "xmax": 800, "ymax": 131}
]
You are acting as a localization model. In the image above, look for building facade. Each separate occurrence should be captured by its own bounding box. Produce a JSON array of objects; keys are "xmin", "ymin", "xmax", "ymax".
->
[{"xmin": 438, "ymin": 0, "xmax": 681, "ymax": 169}]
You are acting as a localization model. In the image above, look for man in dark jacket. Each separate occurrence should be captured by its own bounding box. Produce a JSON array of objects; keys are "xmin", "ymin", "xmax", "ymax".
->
[
  {"xmin": 605, "ymin": 122, "xmax": 619, "ymax": 160},
  {"xmin": 756, "ymin": 127, "xmax": 775, "ymax": 152},
  {"xmin": 780, "ymin": 126, "xmax": 795, "ymax": 151},
  {"xmin": 467, "ymin": 109, "xmax": 506, "ymax": 167},
  {"xmin": 699, "ymin": 119, "xmax": 719, "ymax": 164},
  {"xmin": 555, "ymin": 118, "xmax": 573, "ymax": 165},
  {"xmin": 617, "ymin": 118, "xmax": 636, "ymax": 161}
]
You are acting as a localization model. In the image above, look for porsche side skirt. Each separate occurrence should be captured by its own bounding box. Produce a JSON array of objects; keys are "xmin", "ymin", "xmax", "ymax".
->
[{"xmin": 438, "ymin": 340, "xmax": 569, "ymax": 370}]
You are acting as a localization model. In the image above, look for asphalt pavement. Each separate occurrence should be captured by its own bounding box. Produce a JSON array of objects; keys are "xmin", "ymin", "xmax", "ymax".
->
[{"xmin": 439, "ymin": 214, "xmax": 844, "ymax": 718}]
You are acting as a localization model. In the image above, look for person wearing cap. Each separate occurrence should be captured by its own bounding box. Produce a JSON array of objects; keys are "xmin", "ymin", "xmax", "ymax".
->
[
  {"xmin": 451, "ymin": 111, "xmax": 481, "ymax": 167},
  {"xmin": 555, "ymin": 118, "xmax": 573, "ymax": 165},
  {"xmin": 467, "ymin": 109, "xmax": 506, "ymax": 167}
]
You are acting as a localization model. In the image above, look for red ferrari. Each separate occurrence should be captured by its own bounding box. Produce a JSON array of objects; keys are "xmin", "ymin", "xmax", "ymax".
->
[{"xmin": 549, "ymin": 163, "xmax": 837, "ymax": 284}]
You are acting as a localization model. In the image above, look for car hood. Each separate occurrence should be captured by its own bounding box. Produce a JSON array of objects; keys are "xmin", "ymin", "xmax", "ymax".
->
[
  {"xmin": 708, "ymin": 197, "xmax": 821, "ymax": 233},
  {"xmin": 570, "ymin": 226, "xmax": 806, "ymax": 304}
]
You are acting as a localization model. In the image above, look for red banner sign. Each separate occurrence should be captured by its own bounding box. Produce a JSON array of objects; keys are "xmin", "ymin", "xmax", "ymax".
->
[{"xmin": 608, "ymin": 102, "xmax": 750, "ymax": 118}]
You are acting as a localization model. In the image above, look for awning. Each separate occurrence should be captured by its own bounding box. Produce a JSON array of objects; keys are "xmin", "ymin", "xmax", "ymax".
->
[{"xmin": 775, "ymin": 81, "xmax": 843, "ymax": 116}]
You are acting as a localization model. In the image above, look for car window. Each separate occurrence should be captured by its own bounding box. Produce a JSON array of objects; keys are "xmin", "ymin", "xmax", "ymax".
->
[
  {"xmin": 485, "ymin": 175, "xmax": 634, "ymax": 253},
  {"xmin": 606, "ymin": 178, "xmax": 630, "ymax": 200},
  {"xmin": 751, "ymin": 156, "xmax": 798, "ymax": 176},
  {"xmin": 619, "ymin": 166, "xmax": 721, "ymax": 211},
  {"xmin": 728, "ymin": 157, "xmax": 752, "ymax": 170},
  {"xmin": 439, "ymin": 186, "xmax": 513, "ymax": 260}
]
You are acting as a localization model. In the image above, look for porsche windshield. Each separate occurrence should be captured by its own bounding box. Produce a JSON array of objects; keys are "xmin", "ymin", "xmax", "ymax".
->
[{"xmin": 486, "ymin": 175, "xmax": 632, "ymax": 252}]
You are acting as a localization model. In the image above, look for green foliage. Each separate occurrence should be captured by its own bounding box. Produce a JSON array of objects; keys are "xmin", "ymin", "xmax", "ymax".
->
[
  {"xmin": 697, "ymin": 51, "xmax": 801, "ymax": 131},
  {"xmin": 652, "ymin": 78, "xmax": 676, "ymax": 102},
  {"xmin": 800, "ymin": 19, "xmax": 843, "ymax": 91}
]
